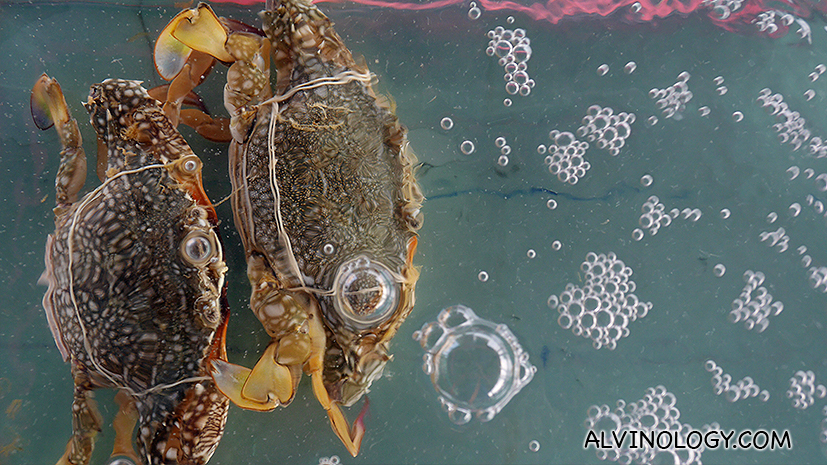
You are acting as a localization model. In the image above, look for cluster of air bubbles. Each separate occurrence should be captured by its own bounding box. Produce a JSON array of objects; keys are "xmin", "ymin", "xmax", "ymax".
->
[
  {"xmin": 467, "ymin": 1, "xmax": 481, "ymax": 20},
  {"xmin": 318, "ymin": 456, "xmax": 341, "ymax": 465},
  {"xmin": 413, "ymin": 305, "xmax": 536, "ymax": 425},
  {"xmin": 576, "ymin": 105, "xmax": 635, "ymax": 157},
  {"xmin": 649, "ymin": 72, "xmax": 691, "ymax": 119},
  {"xmin": 542, "ymin": 130, "xmax": 590, "ymax": 184},
  {"xmin": 754, "ymin": 10, "xmax": 812, "ymax": 43},
  {"xmin": 494, "ymin": 136, "xmax": 511, "ymax": 166},
  {"xmin": 787, "ymin": 370, "xmax": 826, "ymax": 410},
  {"xmin": 729, "ymin": 270, "xmax": 783, "ymax": 332},
  {"xmin": 757, "ymin": 89, "xmax": 810, "ymax": 151},
  {"xmin": 702, "ymin": 0, "xmax": 742, "ymax": 20},
  {"xmin": 807, "ymin": 265, "xmax": 827, "ymax": 292},
  {"xmin": 633, "ymin": 196, "xmax": 702, "ymax": 240},
  {"xmin": 486, "ymin": 26, "xmax": 535, "ymax": 97},
  {"xmin": 807, "ymin": 137, "xmax": 827, "ymax": 158},
  {"xmin": 705, "ymin": 360, "xmax": 770, "ymax": 402},
  {"xmin": 548, "ymin": 252, "xmax": 651, "ymax": 350},
  {"xmin": 585, "ymin": 386, "xmax": 717, "ymax": 464},
  {"xmin": 809, "ymin": 64, "xmax": 826, "ymax": 82},
  {"xmin": 713, "ymin": 75, "xmax": 728, "ymax": 95},
  {"xmin": 758, "ymin": 226, "xmax": 790, "ymax": 252}
]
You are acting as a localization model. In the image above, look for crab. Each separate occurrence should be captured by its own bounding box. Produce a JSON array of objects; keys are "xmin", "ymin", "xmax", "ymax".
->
[
  {"xmin": 31, "ymin": 75, "xmax": 231, "ymax": 465},
  {"xmin": 153, "ymin": 0, "xmax": 424, "ymax": 456}
]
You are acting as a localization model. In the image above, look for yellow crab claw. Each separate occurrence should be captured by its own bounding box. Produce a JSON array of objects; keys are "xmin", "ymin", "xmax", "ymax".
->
[
  {"xmin": 31, "ymin": 74, "xmax": 70, "ymax": 131},
  {"xmin": 209, "ymin": 342, "xmax": 293, "ymax": 411},
  {"xmin": 154, "ymin": 3, "xmax": 233, "ymax": 81}
]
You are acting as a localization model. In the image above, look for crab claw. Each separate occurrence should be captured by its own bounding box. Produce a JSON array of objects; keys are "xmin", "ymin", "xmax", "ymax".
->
[
  {"xmin": 31, "ymin": 74, "xmax": 87, "ymax": 207},
  {"xmin": 154, "ymin": 2, "xmax": 232, "ymax": 81},
  {"xmin": 209, "ymin": 341, "xmax": 292, "ymax": 411}
]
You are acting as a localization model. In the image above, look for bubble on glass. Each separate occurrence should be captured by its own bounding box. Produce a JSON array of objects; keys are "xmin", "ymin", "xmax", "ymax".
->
[
  {"xmin": 460, "ymin": 140, "xmax": 475, "ymax": 155},
  {"xmin": 497, "ymin": 155, "xmax": 509, "ymax": 166},
  {"xmin": 537, "ymin": 144, "xmax": 547, "ymax": 154},
  {"xmin": 629, "ymin": 228, "xmax": 651, "ymax": 245},
  {"xmin": 413, "ymin": 305, "xmax": 536, "ymax": 425},
  {"xmin": 805, "ymin": 167, "xmax": 815, "ymax": 179},
  {"xmin": 805, "ymin": 89, "xmax": 816, "ymax": 101},
  {"xmin": 623, "ymin": 61, "xmax": 637, "ymax": 74},
  {"xmin": 767, "ymin": 212, "xmax": 777, "ymax": 223},
  {"xmin": 527, "ymin": 249, "xmax": 536, "ymax": 259},
  {"xmin": 478, "ymin": 271, "xmax": 489, "ymax": 282},
  {"xmin": 817, "ymin": 64, "xmax": 826, "ymax": 74},
  {"xmin": 500, "ymin": 145, "xmax": 512, "ymax": 156},
  {"xmin": 810, "ymin": 71, "xmax": 820, "ymax": 82},
  {"xmin": 714, "ymin": 76, "xmax": 725, "ymax": 85},
  {"xmin": 816, "ymin": 173, "xmax": 827, "ymax": 191},
  {"xmin": 440, "ymin": 117, "xmax": 454, "ymax": 130},
  {"xmin": 720, "ymin": 208, "xmax": 731, "ymax": 219},
  {"xmin": 597, "ymin": 64, "xmax": 609, "ymax": 76},
  {"xmin": 789, "ymin": 203, "xmax": 801, "ymax": 217},
  {"xmin": 494, "ymin": 136, "xmax": 507, "ymax": 148},
  {"xmin": 552, "ymin": 240, "xmax": 562, "ymax": 250},
  {"xmin": 647, "ymin": 115, "xmax": 658, "ymax": 126},
  {"xmin": 787, "ymin": 166, "xmax": 800, "ymax": 180},
  {"xmin": 546, "ymin": 198, "xmax": 558, "ymax": 210},
  {"xmin": 506, "ymin": 15, "xmax": 515, "ymax": 23},
  {"xmin": 528, "ymin": 440, "xmax": 540, "ymax": 452},
  {"xmin": 640, "ymin": 174, "xmax": 653, "ymax": 187},
  {"xmin": 503, "ymin": 98, "xmax": 512, "ymax": 107},
  {"xmin": 717, "ymin": 86, "xmax": 728, "ymax": 95},
  {"xmin": 467, "ymin": 5, "xmax": 481, "ymax": 19},
  {"xmin": 732, "ymin": 111, "xmax": 744, "ymax": 122},
  {"xmin": 712, "ymin": 264, "xmax": 726, "ymax": 277},
  {"xmin": 699, "ymin": 106, "xmax": 711, "ymax": 117}
]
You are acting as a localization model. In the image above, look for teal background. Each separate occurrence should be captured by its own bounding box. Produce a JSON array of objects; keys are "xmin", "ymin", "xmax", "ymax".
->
[{"xmin": 2, "ymin": 1, "xmax": 827, "ymax": 463}]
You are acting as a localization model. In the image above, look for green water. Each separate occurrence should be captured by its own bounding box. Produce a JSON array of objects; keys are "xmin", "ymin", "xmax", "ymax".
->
[{"xmin": 2, "ymin": 1, "xmax": 827, "ymax": 464}]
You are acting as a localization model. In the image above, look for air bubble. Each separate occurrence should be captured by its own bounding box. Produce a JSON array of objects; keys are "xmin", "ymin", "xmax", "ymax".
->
[
  {"xmin": 413, "ymin": 305, "xmax": 536, "ymax": 425},
  {"xmin": 805, "ymin": 89, "xmax": 816, "ymax": 101},
  {"xmin": 546, "ymin": 199, "xmax": 558, "ymax": 210},
  {"xmin": 810, "ymin": 72, "xmax": 820, "ymax": 82},
  {"xmin": 500, "ymin": 145, "xmax": 511, "ymax": 155},
  {"xmin": 552, "ymin": 240, "xmax": 562, "ymax": 250},
  {"xmin": 632, "ymin": 229, "xmax": 644, "ymax": 241},
  {"xmin": 720, "ymin": 208, "xmax": 731, "ymax": 219},
  {"xmin": 506, "ymin": 15, "xmax": 515, "ymax": 23},
  {"xmin": 787, "ymin": 166, "xmax": 800, "ymax": 180},
  {"xmin": 597, "ymin": 64, "xmax": 609, "ymax": 76},
  {"xmin": 460, "ymin": 140, "xmax": 475, "ymax": 155},
  {"xmin": 630, "ymin": 1, "xmax": 641, "ymax": 12},
  {"xmin": 717, "ymin": 86, "xmax": 728, "ymax": 95},
  {"xmin": 640, "ymin": 174, "xmax": 653, "ymax": 187},
  {"xmin": 528, "ymin": 440, "xmax": 540, "ymax": 452},
  {"xmin": 647, "ymin": 116, "xmax": 658, "ymax": 126},
  {"xmin": 527, "ymin": 249, "xmax": 536, "ymax": 259},
  {"xmin": 767, "ymin": 212, "xmax": 777, "ymax": 224},
  {"xmin": 789, "ymin": 203, "xmax": 801, "ymax": 217},
  {"xmin": 503, "ymin": 98, "xmax": 512, "ymax": 107},
  {"xmin": 713, "ymin": 264, "xmax": 726, "ymax": 277},
  {"xmin": 624, "ymin": 61, "xmax": 637, "ymax": 74},
  {"xmin": 478, "ymin": 271, "xmax": 489, "ymax": 282},
  {"xmin": 468, "ymin": 6, "xmax": 481, "ymax": 19},
  {"xmin": 714, "ymin": 76, "xmax": 725, "ymax": 85},
  {"xmin": 699, "ymin": 106, "xmax": 711, "ymax": 117},
  {"xmin": 495, "ymin": 136, "xmax": 507, "ymax": 148},
  {"xmin": 440, "ymin": 117, "xmax": 454, "ymax": 130},
  {"xmin": 497, "ymin": 155, "xmax": 509, "ymax": 166},
  {"xmin": 732, "ymin": 111, "xmax": 743, "ymax": 122},
  {"xmin": 537, "ymin": 144, "xmax": 547, "ymax": 154}
]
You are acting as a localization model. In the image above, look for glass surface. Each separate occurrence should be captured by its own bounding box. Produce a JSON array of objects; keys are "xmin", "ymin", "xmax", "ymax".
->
[{"xmin": 3, "ymin": 0, "xmax": 827, "ymax": 463}]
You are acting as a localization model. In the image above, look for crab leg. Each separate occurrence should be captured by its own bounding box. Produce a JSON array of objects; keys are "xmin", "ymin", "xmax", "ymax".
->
[
  {"xmin": 108, "ymin": 390, "xmax": 141, "ymax": 465},
  {"xmin": 56, "ymin": 371, "xmax": 103, "ymax": 465},
  {"xmin": 31, "ymin": 74, "xmax": 87, "ymax": 211}
]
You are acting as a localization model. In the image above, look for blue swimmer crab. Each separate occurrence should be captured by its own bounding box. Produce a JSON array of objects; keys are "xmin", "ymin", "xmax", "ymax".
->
[
  {"xmin": 32, "ymin": 75, "xmax": 230, "ymax": 465},
  {"xmin": 154, "ymin": 0, "xmax": 424, "ymax": 456}
]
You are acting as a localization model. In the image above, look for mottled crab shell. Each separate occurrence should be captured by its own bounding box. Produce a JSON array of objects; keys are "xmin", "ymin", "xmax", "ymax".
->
[
  {"xmin": 40, "ymin": 79, "xmax": 229, "ymax": 463},
  {"xmin": 229, "ymin": 0, "xmax": 424, "ymax": 407}
]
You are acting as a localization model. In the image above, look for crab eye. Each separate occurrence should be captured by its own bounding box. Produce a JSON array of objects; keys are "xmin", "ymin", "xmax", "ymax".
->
[
  {"xmin": 180, "ymin": 230, "xmax": 217, "ymax": 266},
  {"xmin": 333, "ymin": 256, "xmax": 400, "ymax": 329}
]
